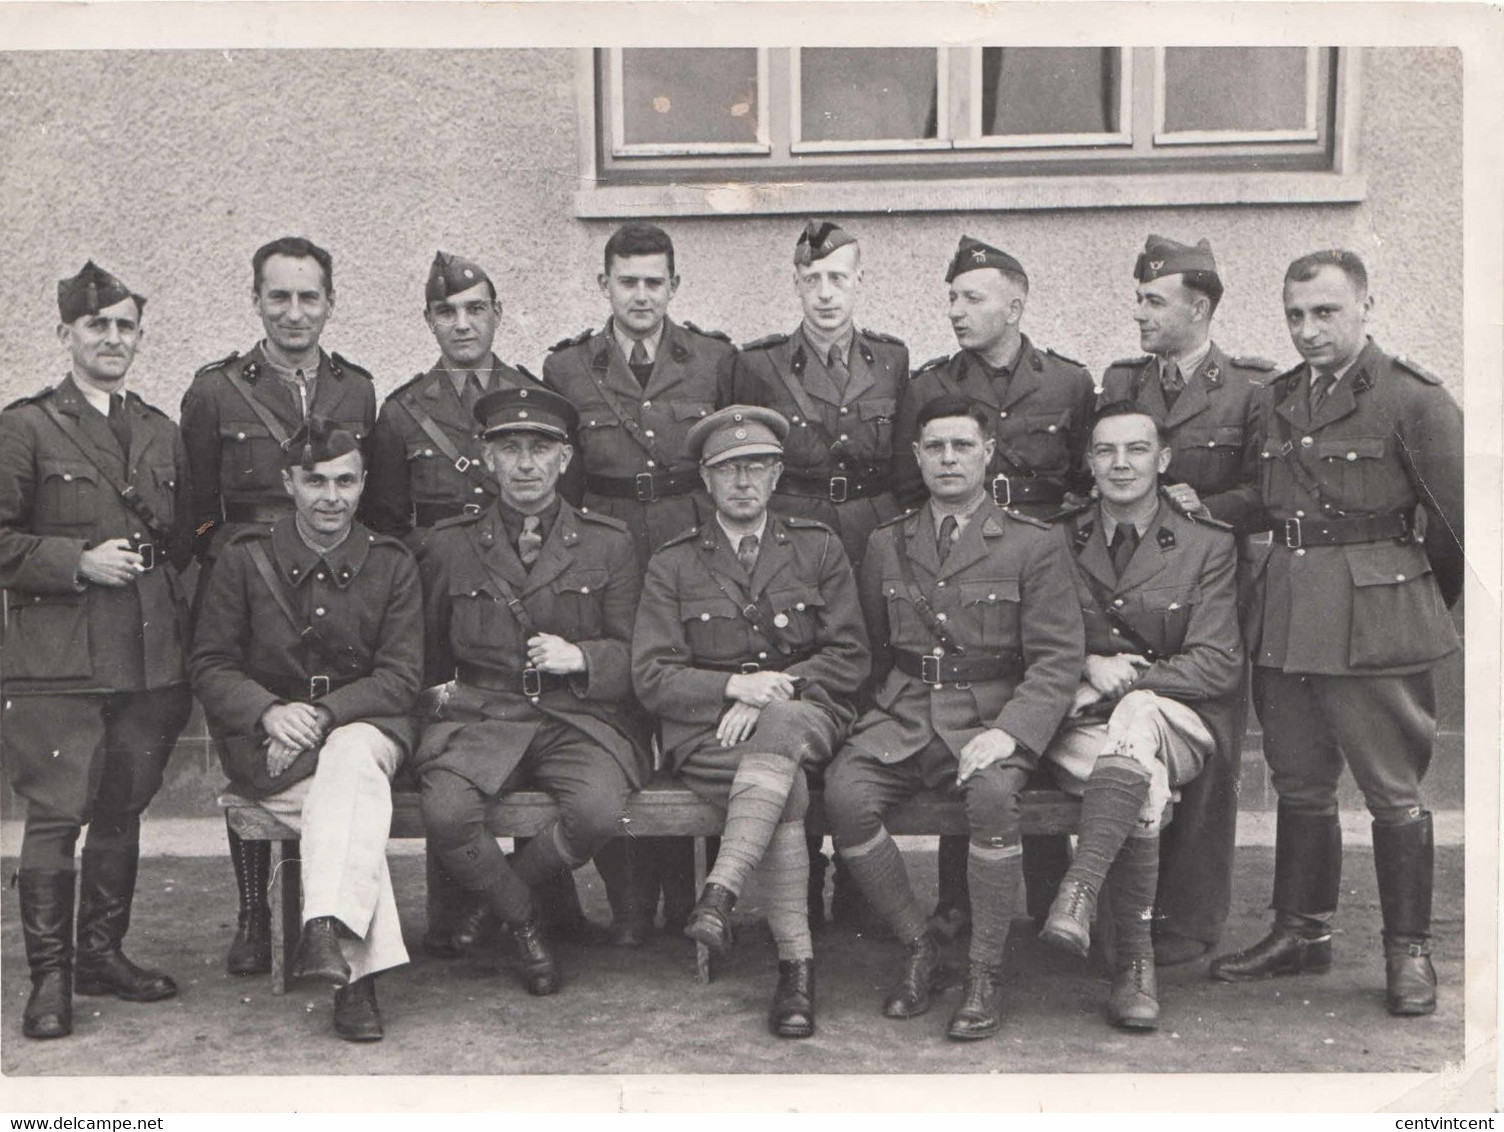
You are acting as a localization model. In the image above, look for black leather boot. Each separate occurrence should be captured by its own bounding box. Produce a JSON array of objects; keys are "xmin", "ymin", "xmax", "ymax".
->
[
  {"xmin": 657, "ymin": 836, "xmax": 708, "ymax": 937},
  {"xmin": 930, "ymin": 835, "xmax": 972, "ymax": 940},
  {"xmin": 683, "ymin": 881, "xmax": 737, "ymax": 956},
  {"xmin": 592, "ymin": 838, "xmax": 652, "ymax": 947},
  {"xmin": 225, "ymin": 824, "xmax": 271, "ymax": 976},
  {"xmin": 1022, "ymin": 834, "xmax": 1074, "ymax": 930},
  {"xmin": 507, "ymin": 909, "xmax": 561, "ymax": 996},
  {"xmin": 423, "ymin": 846, "xmax": 469, "ymax": 959},
  {"xmin": 1104, "ymin": 834, "xmax": 1160, "ymax": 1031},
  {"xmin": 74, "ymin": 848, "xmax": 177, "ymax": 1002},
  {"xmin": 806, "ymin": 838, "xmax": 829, "ymax": 930},
  {"xmin": 292, "ymin": 916, "xmax": 351, "ymax": 987},
  {"xmin": 19, "ymin": 869, "xmax": 75, "ymax": 1040},
  {"xmin": 333, "ymin": 975, "xmax": 383, "ymax": 1042},
  {"xmin": 1211, "ymin": 807, "xmax": 1340, "ymax": 982},
  {"xmin": 769, "ymin": 958, "xmax": 816, "ymax": 1038},
  {"xmin": 882, "ymin": 929, "xmax": 941, "ymax": 1019},
  {"xmin": 947, "ymin": 961, "xmax": 1004, "ymax": 1040},
  {"xmin": 1373, "ymin": 812, "xmax": 1438, "ymax": 1016},
  {"xmin": 1040, "ymin": 877, "xmax": 1098, "ymax": 961}
]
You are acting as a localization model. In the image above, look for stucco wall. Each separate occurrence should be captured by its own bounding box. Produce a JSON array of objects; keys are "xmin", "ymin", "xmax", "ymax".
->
[{"xmin": 0, "ymin": 46, "xmax": 1464, "ymax": 414}]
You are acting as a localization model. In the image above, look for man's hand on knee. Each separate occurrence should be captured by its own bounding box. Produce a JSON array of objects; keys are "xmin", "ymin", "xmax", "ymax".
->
[
  {"xmin": 717, "ymin": 701, "xmax": 763, "ymax": 747},
  {"xmin": 957, "ymin": 729, "xmax": 1018, "ymax": 784},
  {"xmin": 1084, "ymin": 654, "xmax": 1150, "ymax": 700},
  {"xmin": 264, "ymin": 737, "xmax": 303, "ymax": 777},
  {"xmin": 261, "ymin": 702, "xmax": 326, "ymax": 751}
]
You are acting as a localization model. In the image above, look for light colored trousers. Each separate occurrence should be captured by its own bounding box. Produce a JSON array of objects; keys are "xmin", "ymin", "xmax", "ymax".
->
[{"xmin": 257, "ymin": 722, "xmax": 409, "ymax": 981}]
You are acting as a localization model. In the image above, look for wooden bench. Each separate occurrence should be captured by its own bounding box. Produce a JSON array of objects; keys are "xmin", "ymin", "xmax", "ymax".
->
[{"xmin": 220, "ymin": 777, "xmax": 1082, "ymax": 993}]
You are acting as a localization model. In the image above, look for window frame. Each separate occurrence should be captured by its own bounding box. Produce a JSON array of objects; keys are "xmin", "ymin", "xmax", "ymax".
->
[
  {"xmin": 606, "ymin": 46, "xmax": 772, "ymax": 158},
  {"xmin": 788, "ymin": 47, "xmax": 953, "ymax": 154},
  {"xmin": 1151, "ymin": 46, "xmax": 1325, "ymax": 147},
  {"xmin": 957, "ymin": 46, "xmax": 1135, "ymax": 151}
]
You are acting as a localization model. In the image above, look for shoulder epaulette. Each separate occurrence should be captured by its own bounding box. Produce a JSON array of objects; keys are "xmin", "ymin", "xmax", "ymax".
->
[
  {"xmin": 860, "ymin": 328, "xmax": 906, "ymax": 347},
  {"xmin": 389, "ymin": 371, "xmax": 430, "ymax": 400},
  {"xmin": 124, "ymin": 390, "xmax": 171, "ymax": 421},
  {"xmin": 224, "ymin": 525, "xmax": 273, "ymax": 548},
  {"xmin": 194, "ymin": 350, "xmax": 241, "ymax": 378},
  {"xmin": 1229, "ymin": 354, "xmax": 1279, "ymax": 373},
  {"xmin": 4, "ymin": 387, "xmax": 55, "ymax": 411},
  {"xmin": 1108, "ymin": 355, "xmax": 1152, "ymax": 370},
  {"xmin": 875, "ymin": 508, "xmax": 917, "ymax": 531},
  {"xmin": 1002, "ymin": 507, "xmax": 1053, "ymax": 530},
  {"xmin": 575, "ymin": 507, "xmax": 629, "ymax": 533},
  {"xmin": 1044, "ymin": 346, "xmax": 1087, "ymax": 369},
  {"xmin": 1394, "ymin": 355, "xmax": 1444, "ymax": 385},
  {"xmin": 434, "ymin": 511, "xmax": 485, "ymax": 531},
  {"xmin": 741, "ymin": 332, "xmax": 790, "ymax": 352},
  {"xmin": 1045, "ymin": 499, "xmax": 1094, "ymax": 525},
  {"xmin": 682, "ymin": 321, "xmax": 732, "ymax": 344},
  {"xmin": 914, "ymin": 355, "xmax": 951, "ymax": 376},
  {"xmin": 783, "ymin": 515, "xmax": 835, "ymax": 533},
  {"xmin": 1272, "ymin": 362, "xmax": 1305, "ymax": 389},
  {"xmin": 516, "ymin": 363, "xmax": 543, "ymax": 385},
  {"xmin": 366, "ymin": 530, "xmax": 414, "ymax": 556},
  {"xmin": 1186, "ymin": 511, "xmax": 1234, "ymax": 532},
  {"xmin": 549, "ymin": 329, "xmax": 594, "ymax": 353},
  {"xmin": 329, "ymin": 352, "xmax": 373, "ymax": 382},
  {"xmin": 658, "ymin": 525, "xmax": 701, "ymax": 549}
]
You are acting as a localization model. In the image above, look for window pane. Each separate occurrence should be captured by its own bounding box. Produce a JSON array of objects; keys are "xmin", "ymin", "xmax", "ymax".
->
[
  {"xmin": 620, "ymin": 48, "xmax": 759, "ymax": 146},
  {"xmin": 1162, "ymin": 48, "xmax": 1309, "ymax": 133},
  {"xmin": 800, "ymin": 48, "xmax": 938, "ymax": 142},
  {"xmin": 981, "ymin": 48, "xmax": 1119, "ymax": 135}
]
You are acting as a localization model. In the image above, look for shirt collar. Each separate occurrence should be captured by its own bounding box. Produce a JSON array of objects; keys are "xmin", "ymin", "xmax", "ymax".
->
[
  {"xmin": 259, "ymin": 342, "xmax": 322, "ymax": 382},
  {"xmin": 716, "ymin": 512, "xmax": 767, "ymax": 548},
  {"xmin": 1101, "ymin": 498, "xmax": 1162, "ymax": 543},
  {"xmin": 610, "ymin": 318, "xmax": 666, "ymax": 364},
  {"xmin": 71, "ymin": 376, "xmax": 114, "ymax": 417},
  {"xmin": 799, "ymin": 321, "xmax": 856, "ymax": 366},
  {"xmin": 929, "ymin": 491, "xmax": 989, "ymax": 534},
  {"xmin": 1162, "ymin": 337, "xmax": 1212, "ymax": 378}
]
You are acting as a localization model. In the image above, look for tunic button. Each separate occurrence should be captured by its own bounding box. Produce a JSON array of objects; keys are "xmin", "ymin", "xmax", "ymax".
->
[
  {"xmin": 1113, "ymin": 598, "xmax": 1125, "ymax": 607},
  {"xmin": 936, "ymin": 580, "xmax": 946, "ymax": 588},
  {"xmin": 758, "ymin": 652, "xmax": 768, "ymax": 660},
  {"xmin": 424, "ymin": 449, "xmax": 434, "ymax": 457},
  {"xmin": 1300, "ymin": 436, "xmax": 1313, "ymax": 447},
  {"xmin": 644, "ymin": 430, "xmax": 655, "ymax": 438},
  {"xmin": 988, "ymin": 593, "xmax": 996, "ymax": 600},
  {"xmin": 999, "ymin": 411, "xmax": 1008, "ymax": 420},
  {"xmin": 1295, "ymin": 510, "xmax": 1305, "ymax": 518},
  {"xmin": 1207, "ymin": 440, "xmax": 1217, "ymax": 448},
  {"xmin": 1347, "ymin": 452, "xmax": 1358, "ymax": 461},
  {"xmin": 316, "ymin": 572, "xmax": 326, "ymax": 581},
  {"xmin": 1047, "ymin": 425, "xmax": 1058, "ymax": 433},
  {"xmin": 236, "ymin": 432, "xmax": 246, "ymax": 441},
  {"xmin": 1294, "ymin": 548, "xmax": 1306, "ymax": 557},
  {"xmin": 839, "ymin": 434, "xmax": 849, "ymax": 442},
  {"xmin": 936, "ymin": 613, "xmax": 947, "ymax": 622},
  {"xmin": 1396, "ymin": 573, "xmax": 1406, "ymax": 582},
  {"xmin": 1111, "ymin": 628, "xmax": 1121, "ymax": 635},
  {"xmin": 701, "ymin": 612, "xmax": 711, "ymax": 621},
  {"xmin": 529, "ymin": 696, "xmax": 540, "ymax": 704},
  {"xmin": 643, "ymin": 401, "xmax": 651, "ymax": 409},
  {"xmin": 795, "ymin": 602, "xmax": 806, "ymax": 611},
  {"xmin": 839, "ymin": 407, "xmax": 849, "ymax": 415},
  {"xmin": 474, "ymin": 487, "xmax": 484, "ymax": 494},
  {"xmin": 62, "ymin": 473, "xmax": 73, "ymax": 482},
  {"xmin": 580, "ymin": 586, "xmax": 590, "ymax": 594},
  {"xmin": 647, "ymin": 460, "xmax": 656, "ymax": 468},
  {"xmin": 315, "ymin": 607, "xmax": 326, "ymax": 617}
]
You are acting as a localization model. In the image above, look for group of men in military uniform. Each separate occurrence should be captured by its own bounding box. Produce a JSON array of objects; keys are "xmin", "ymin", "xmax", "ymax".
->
[{"xmin": 0, "ymin": 219, "xmax": 1461, "ymax": 1046}]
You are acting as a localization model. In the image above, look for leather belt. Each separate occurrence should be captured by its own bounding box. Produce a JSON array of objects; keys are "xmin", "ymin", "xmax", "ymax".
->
[
  {"xmin": 457, "ymin": 661, "xmax": 568, "ymax": 697},
  {"xmin": 130, "ymin": 542, "xmax": 157, "ymax": 571},
  {"xmin": 1248, "ymin": 510, "xmax": 1411, "ymax": 550},
  {"xmin": 254, "ymin": 673, "xmax": 356, "ymax": 702},
  {"xmin": 990, "ymin": 475, "xmax": 1064, "ymax": 507},
  {"xmin": 894, "ymin": 648, "xmax": 1025, "ymax": 685},
  {"xmin": 414, "ymin": 501, "xmax": 485, "ymax": 527},
  {"xmin": 585, "ymin": 471, "xmax": 698, "ymax": 503},
  {"xmin": 224, "ymin": 500, "xmax": 295, "ymax": 524},
  {"xmin": 696, "ymin": 650, "xmax": 815, "ymax": 674},
  {"xmin": 778, "ymin": 469, "xmax": 891, "ymax": 504}
]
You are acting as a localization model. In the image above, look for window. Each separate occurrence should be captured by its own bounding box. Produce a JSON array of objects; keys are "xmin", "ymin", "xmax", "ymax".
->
[{"xmin": 578, "ymin": 46, "xmax": 1364, "ymax": 216}]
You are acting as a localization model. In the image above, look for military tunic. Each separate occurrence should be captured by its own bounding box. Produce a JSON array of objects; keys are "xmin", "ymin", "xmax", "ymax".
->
[
  {"xmin": 543, "ymin": 319, "xmax": 735, "ymax": 566},
  {"xmin": 188, "ymin": 518, "xmax": 423, "ymax": 799},
  {"xmin": 894, "ymin": 335, "xmax": 1096, "ymax": 517},
  {"xmin": 360, "ymin": 355, "xmax": 541, "ymax": 548},
  {"xmin": 0, "ymin": 376, "xmax": 195, "ymax": 819},
  {"xmin": 730, "ymin": 326, "xmax": 910, "ymax": 568},
  {"xmin": 1241, "ymin": 339, "xmax": 1461, "ymax": 816},
  {"xmin": 180, "ymin": 344, "xmax": 377, "ymax": 560},
  {"xmin": 632, "ymin": 515, "xmax": 870, "ymax": 785}
]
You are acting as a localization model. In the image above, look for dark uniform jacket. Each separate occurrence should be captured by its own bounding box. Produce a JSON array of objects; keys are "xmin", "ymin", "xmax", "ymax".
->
[
  {"xmin": 189, "ymin": 518, "xmax": 423, "ymax": 798},
  {"xmin": 0, "ymin": 375, "xmax": 192, "ymax": 694},
  {"xmin": 180, "ymin": 344, "xmax": 377, "ymax": 559},
  {"xmin": 1097, "ymin": 343, "xmax": 1275, "ymax": 533},
  {"xmin": 542, "ymin": 319, "xmax": 735, "ymax": 564},
  {"xmin": 1060, "ymin": 497, "xmax": 1244, "ymax": 766},
  {"xmin": 894, "ymin": 335, "xmax": 1096, "ymax": 515},
  {"xmin": 1238, "ymin": 339, "xmax": 1463, "ymax": 676},
  {"xmin": 848, "ymin": 502, "xmax": 1084, "ymax": 765},
  {"xmin": 633, "ymin": 515, "xmax": 871, "ymax": 769},
  {"xmin": 416, "ymin": 500, "xmax": 649, "ymax": 793},
  {"xmin": 361, "ymin": 355, "xmax": 540, "ymax": 544}
]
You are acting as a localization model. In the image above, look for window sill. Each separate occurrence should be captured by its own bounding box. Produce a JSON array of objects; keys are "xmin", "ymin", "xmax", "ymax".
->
[{"xmin": 572, "ymin": 170, "xmax": 1367, "ymax": 219}]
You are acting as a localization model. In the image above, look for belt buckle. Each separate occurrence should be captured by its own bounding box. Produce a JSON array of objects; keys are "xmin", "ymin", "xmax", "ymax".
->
[
  {"xmin": 462, "ymin": 502, "xmax": 482, "ymax": 515},
  {"xmin": 134, "ymin": 543, "xmax": 156, "ymax": 571},
  {"xmin": 634, "ymin": 472, "xmax": 657, "ymax": 503},
  {"xmin": 308, "ymin": 675, "xmax": 331, "ymax": 699},
  {"xmin": 829, "ymin": 475, "xmax": 848, "ymax": 504},
  {"xmin": 991, "ymin": 475, "xmax": 1011, "ymax": 507},
  {"xmin": 739, "ymin": 661, "xmax": 761, "ymax": 674},
  {"xmin": 1283, "ymin": 517, "xmax": 1303, "ymax": 549},
  {"xmin": 920, "ymin": 654, "xmax": 942, "ymax": 685},
  {"xmin": 522, "ymin": 668, "xmax": 542, "ymax": 697},
  {"xmin": 453, "ymin": 455, "xmax": 473, "ymax": 473}
]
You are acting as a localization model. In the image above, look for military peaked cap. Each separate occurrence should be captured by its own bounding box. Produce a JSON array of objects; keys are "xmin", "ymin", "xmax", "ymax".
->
[
  {"xmin": 688, "ymin": 405, "xmax": 789, "ymax": 467},
  {"xmin": 474, "ymin": 385, "xmax": 577, "ymax": 441}
]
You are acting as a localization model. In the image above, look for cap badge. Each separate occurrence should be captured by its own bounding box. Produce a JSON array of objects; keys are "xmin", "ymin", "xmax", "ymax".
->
[
  {"xmin": 971, "ymin": 249, "xmax": 987, "ymax": 262},
  {"xmin": 517, "ymin": 410, "xmax": 529, "ymax": 419},
  {"xmin": 735, "ymin": 428, "xmax": 747, "ymax": 439},
  {"xmin": 1149, "ymin": 260, "xmax": 1163, "ymax": 271},
  {"xmin": 773, "ymin": 613, "xmax": 790, "ymax": 628},
  {"xmin": 463, "ymin": 268, "xmax": 474, "ymax": 279}
]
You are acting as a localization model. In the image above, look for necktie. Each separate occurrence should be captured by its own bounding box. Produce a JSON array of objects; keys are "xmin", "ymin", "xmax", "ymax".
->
[
  {"xmin": 828, "ymin": 345, "xmax": 851, "ymax": 398},
  {"xmin": 1309, "ymin": 369, "xmax": 1335, "ymax": 415},
  {"xmin": 937, "ymin": 515, "xmax": 958, "ymax": 563},
  {"xmin": 1109, "ymin": 523, "xmax": 1139, "ymax": 578},
  {"xmin": 459, "ymin": 371, "xmax": 484, "ymax": 410},
  {"xmin": 1160, "ymin": 361, "xmax": 1185, "ymax": 407},
  {"xmin": 518, "ymin": 514, "xmax": 543, "ymax": 567},
  {"xmin": 628, "ymin": 339, "xmax": 652, "ymax": 387},
  {"xmin": 737, "ymin": 533, "xmax": 760, "ymax": 574},
  {"xmin": 107, "ymin": 393, "xmax": 131, "ymax": 453},
  {"xmin": 291, "ymin": 370, "xmax": 312, "ymax": 419}
]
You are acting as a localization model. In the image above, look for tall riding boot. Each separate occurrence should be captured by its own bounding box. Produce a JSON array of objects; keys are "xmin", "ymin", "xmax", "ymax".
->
[
  {"xmin": 19, "ymin": 869, "xmax": 75, "ymax": 1040},
  {"xmin": 1210, "ymin": 807, "xmax": 1340, "ymax": 982},
  {"xmin": 423, "ymin": 845, "xmax": 473, "ymax": 959},
  {"xmin": 931, "ymin": 835, "xmax": 972, "ymax": 939},
  {"xmin": 225, "ymin": 823, "xmax": 271, "ymax": 975},
  {"xmin": 1373, "ymin": 812, "xmax": 1437, "ymax": 1016},
  {"xmin": 592, "ymin": 838, "xmax": 652, "ymax": 947},
  {"xmin": 75, "ymin": 847, "xmax": 177, "ymax": 1001}
]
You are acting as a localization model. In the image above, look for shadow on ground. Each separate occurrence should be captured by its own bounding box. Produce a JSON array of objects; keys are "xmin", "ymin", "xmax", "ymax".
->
[{"xmin": 1, "ymin": 846, "xmax": 1463, "ymax": 1076}]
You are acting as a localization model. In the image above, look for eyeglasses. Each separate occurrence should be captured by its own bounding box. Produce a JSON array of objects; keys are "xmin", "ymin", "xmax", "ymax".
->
[{"xmin": 706, "ymin": 459, "xmax": 777, "ymax": 479}]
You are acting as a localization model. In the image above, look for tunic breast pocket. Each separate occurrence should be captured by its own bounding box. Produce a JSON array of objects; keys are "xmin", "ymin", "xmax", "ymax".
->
[
  {"xmin": 1313, "ymin": 437, "xmax": 1391, "ymax": 506},
  {"xmin": 956, "ymin": 577, "xmax": 1021, "ymax": 645},
  {"xmin": 449, "ymin": 585, "xmax": 523, "ymax": 661},
  {"xmin": 1139, "ymin": 582, "xmax": 1201, "ymax": 653},
  {"xmin": 218, "ymin": 420, "xmax": 281, "ymax": 491},
  {"xmin": 2, "ymin": 591, "xmax": 91, "ymax": 680},
  {"xmin": 406, "ymin": 441, "xmax": 461, "ymax": 496},
  {"xmin": 36, "ymin": 459, "xmax": 101, "ymax": 528},
  {"xmin": 857, "ymin": 399, "xmax": 898, "ymax": 457},
  {"xmin": 681, "ymin": 596, "xmax": 746, "ymax": 666},
  {"xmin": 145, "ymin": 461, "xmax": 179, "ymax": 527},
  {"xmin": 1003, "ymin": 412, "xmax": 1071, "ymax": 471},
  {"xmin": 765, "ymin": 587, "xmax": 825, "ymax": 653},
  {"xmin": 1173, "ymin": 425, "xmax": 1244, "ymax": 489},
  {"xmin": 551, "ymin": 569, "xmax": 608, "ymax": 641}
]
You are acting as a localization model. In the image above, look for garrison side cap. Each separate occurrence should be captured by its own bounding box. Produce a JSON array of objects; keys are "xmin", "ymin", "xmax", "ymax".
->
[
  {"xmin": 58, "ymin": 260, "xmax": 146, "ymax": 322},
  {"xmin": 426, "ymin": 250, "xmax": 493, "ymax": 304},
  {"xmin": 1134, "ymin": 234, "xmax": 1218, "ymax": 284},
  {"xmin": 794, "ymin": 219, "xmax": 858, "ymax": 266},
  {"xmin": 946, "ymin": 235, "xmax": 1026, "ymax": 285}
]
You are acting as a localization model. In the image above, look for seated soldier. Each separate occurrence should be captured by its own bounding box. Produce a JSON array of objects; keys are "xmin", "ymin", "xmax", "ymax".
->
[
  {"xmin": 824, "ymin": 394, "xmax": 1084, "ymax": 1042},
  {"xmin": 1037, "ymin": 401, "xmax": 1243, "ymax": 1030},
  {"xmin": 190, "ymin": 419, "xmax": 423, "ymax": 1042},
  {"xmin": 414, "ymin": 387, "xmax": 648, "ymax": 997},
  {"xmin": 632, "ymin": 406, "xmax": 870, "ymax": 1039}
]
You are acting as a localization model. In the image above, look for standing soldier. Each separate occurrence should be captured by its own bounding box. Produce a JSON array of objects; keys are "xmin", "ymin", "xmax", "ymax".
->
[
  {"xmin": 180, "ymin": 236, "xmax": 378, "ymax": 978},
  {"xmin": 1097, "ymin": 235, "xmax": 1275, "ymax": 965},
  {"xmin": 415, "ymin": 387, "xmax": 649, "ymax": 997},
  {"xmin": 543, "ymin": 222, "xmax": 736, "ymax": 942},
  {"xmin": 727, "ymin": 219, "xmax": 910, "ymax": 927},
  {"xmin": 190, "ymin": 419, "xmax": 423, "ymax": 1041},
  {"xmin": 892, "ymin": 237, "xmax": 1096, "ymax": 939},
  {"xmin": 632, "ymin": 406, "xmax": 870, "ymax": 1038},
  {"xmin": 824, "ymin": 394, "xmax": 1083, "ymax": 1041},
  {"xmin": 1210, "ymin": 250, "xmax": 1463, "ymax": 1017},
  {"xmin": 358, "ymin": 253, "xmax": 597, "ymax": 957},
  {"xmin": 1, "ymin": 262, "xmax": 194, "ymax": 1040}
]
